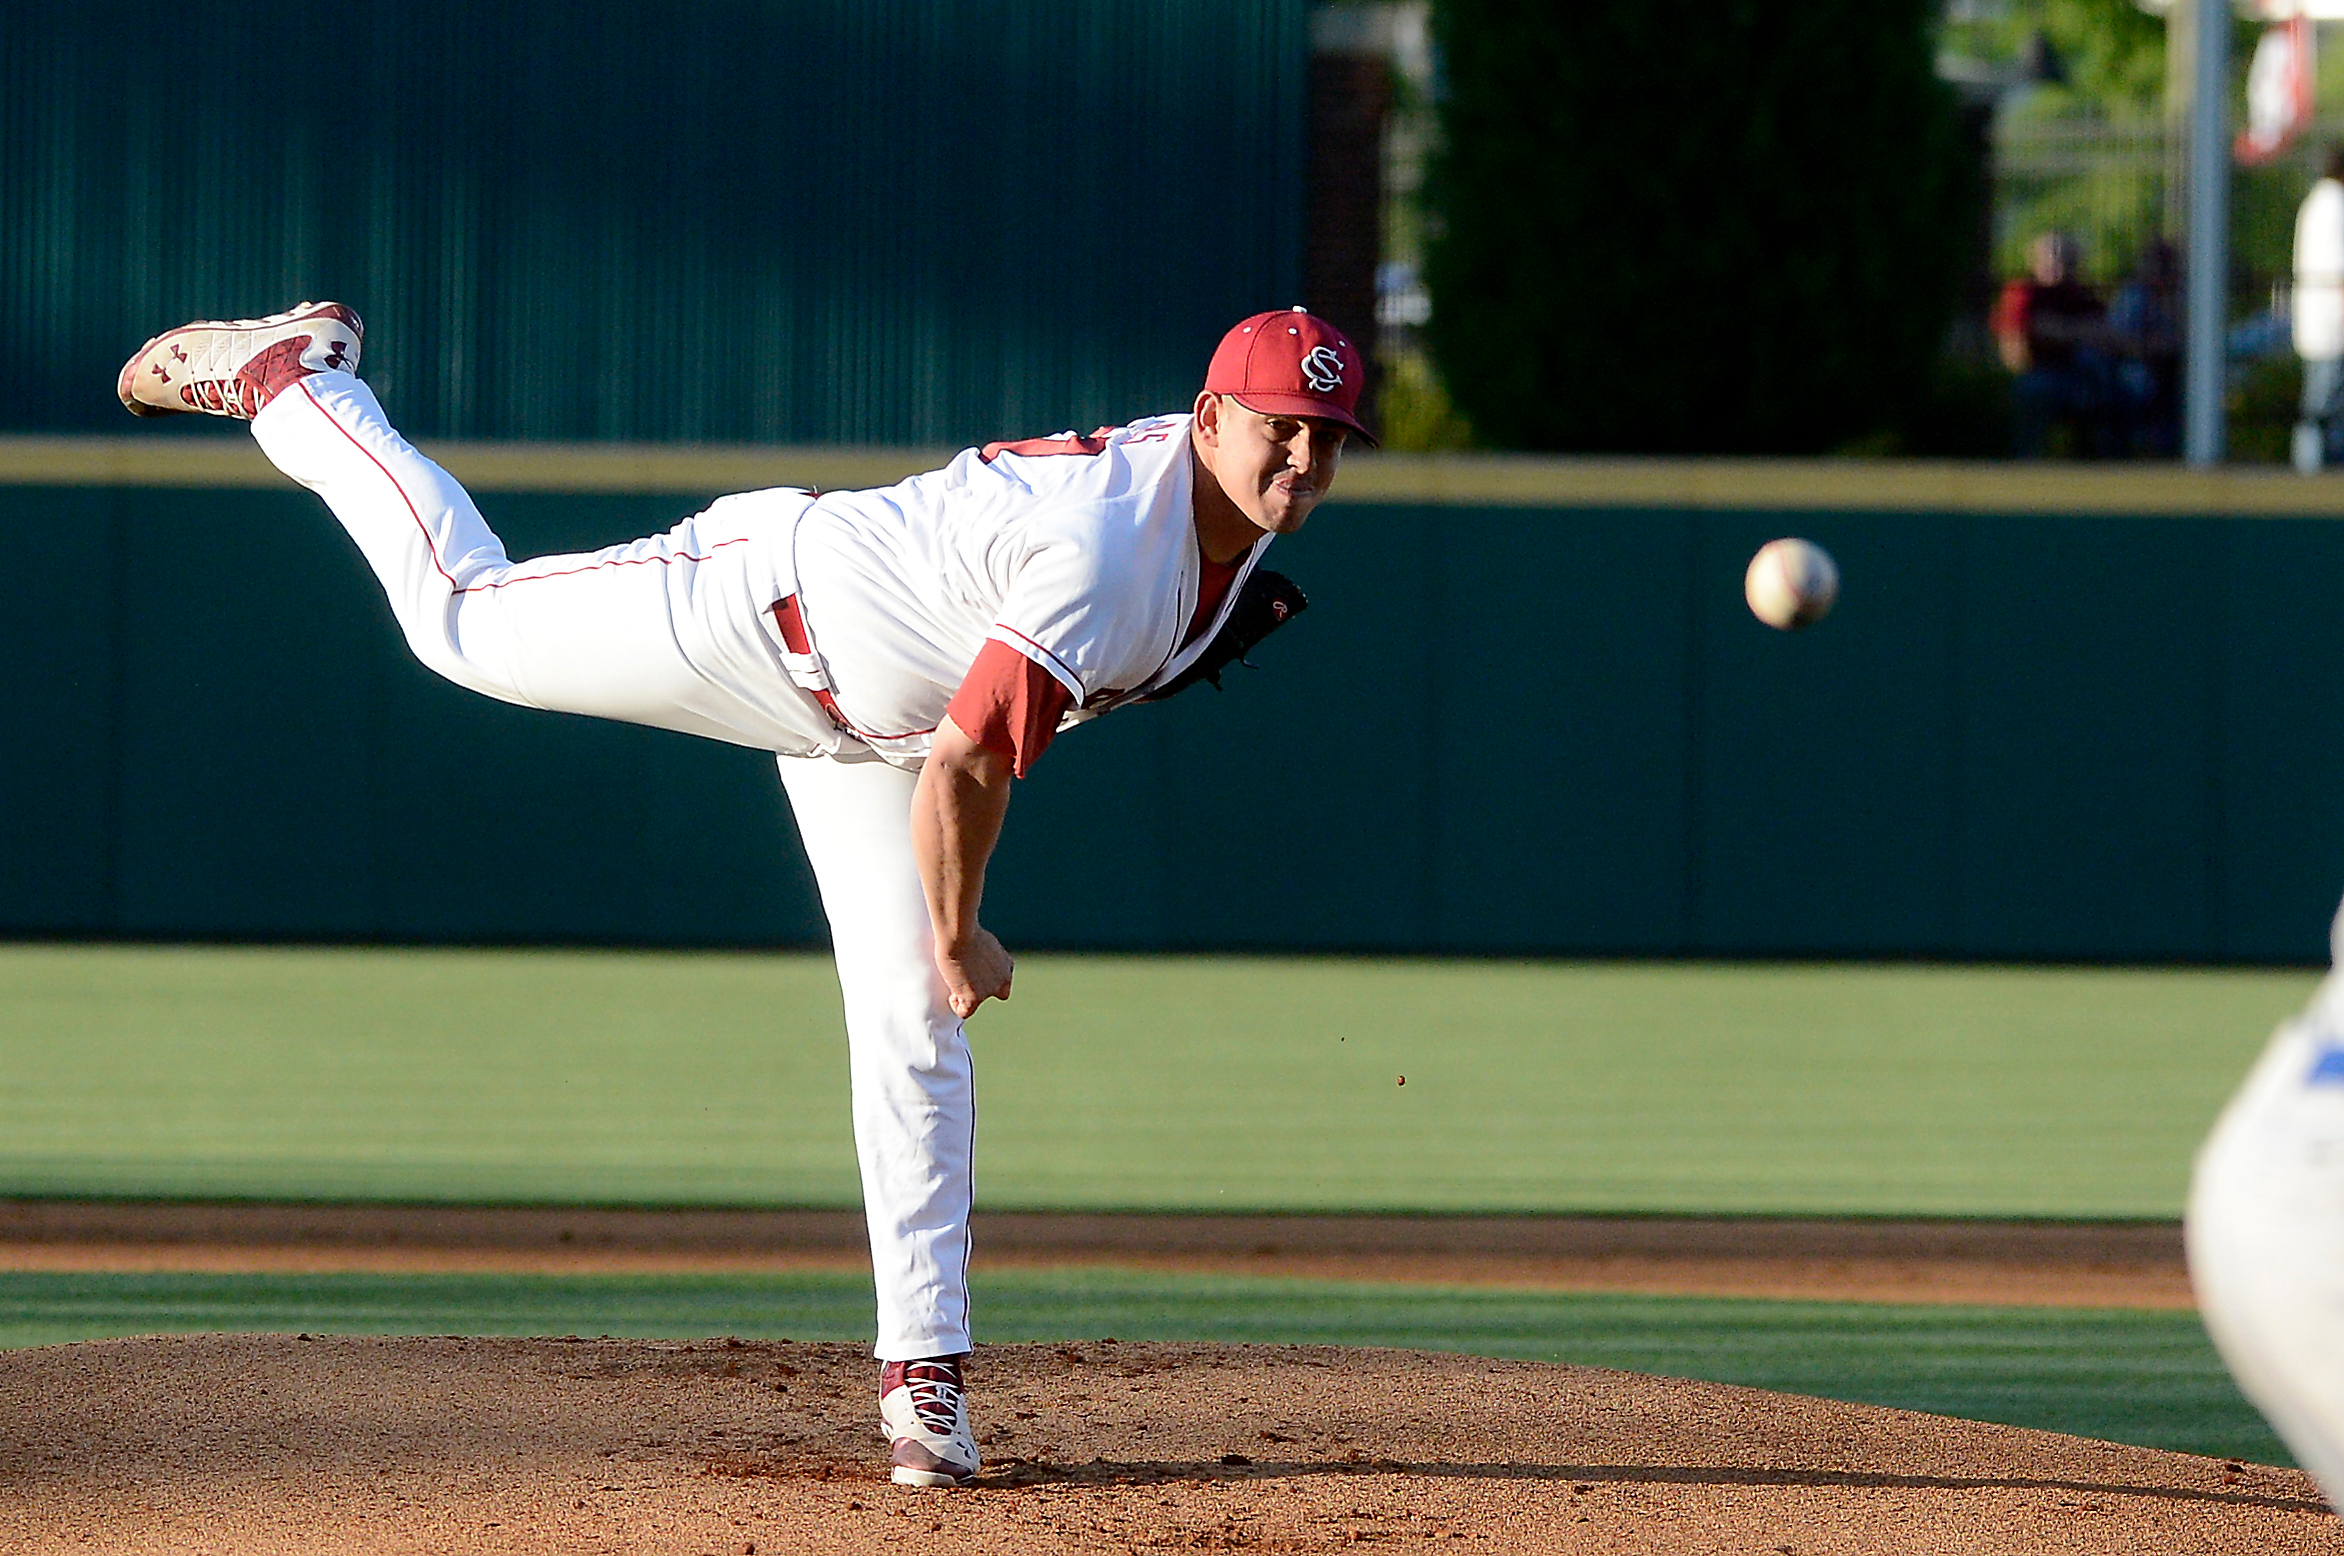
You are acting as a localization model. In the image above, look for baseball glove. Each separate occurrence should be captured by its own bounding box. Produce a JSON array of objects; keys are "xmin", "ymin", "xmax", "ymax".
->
[{"xmin": 1141, "ymin": 569, "xmax": 1310, "ymax": 702}]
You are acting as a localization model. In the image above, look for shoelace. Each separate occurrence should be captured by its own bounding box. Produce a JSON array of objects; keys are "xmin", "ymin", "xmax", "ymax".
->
[
  {"xmin": 888, "ymin": 1360, "xmax": 964, "ymax": 1436},
  {"xmin": 180, "ymin": 377, "xmax": 266, "ymax": 417}
]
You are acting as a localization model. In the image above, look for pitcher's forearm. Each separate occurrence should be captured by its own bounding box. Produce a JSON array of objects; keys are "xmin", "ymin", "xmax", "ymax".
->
[{"xmin": 912, "ymin": 717, "xmax": 1015, "ymax": 951}]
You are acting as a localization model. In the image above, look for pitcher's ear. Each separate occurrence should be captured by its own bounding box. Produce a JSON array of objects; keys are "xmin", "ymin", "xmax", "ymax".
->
[{"xmin": 1191, "ymin": 390, "xmax": 1223, "ymax": 447}]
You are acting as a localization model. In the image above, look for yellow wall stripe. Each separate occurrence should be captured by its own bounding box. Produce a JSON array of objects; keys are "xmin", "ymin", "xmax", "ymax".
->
[
  {"xmin": 11, "ymin": 435, "xmax": 2344, "ymax": 515},
  {"xmin": 0, "ymin": 436, "xmax": 953, "ymax": 496}
]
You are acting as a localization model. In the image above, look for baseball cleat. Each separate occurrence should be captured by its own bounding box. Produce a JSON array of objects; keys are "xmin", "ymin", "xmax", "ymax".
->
[
  {"xmin": 117, "ymin": 301, "xmax": 363, "ymax": 420},
  {"xmin": 878, "ymin": 1355, "xmax": 980, "ymax": 1487}
]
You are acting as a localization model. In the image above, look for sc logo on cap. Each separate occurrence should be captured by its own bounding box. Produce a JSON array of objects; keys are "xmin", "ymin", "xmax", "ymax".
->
[{"xmin": 1301, "ymin": 346, "xmax": 1346, "ymax": 393}]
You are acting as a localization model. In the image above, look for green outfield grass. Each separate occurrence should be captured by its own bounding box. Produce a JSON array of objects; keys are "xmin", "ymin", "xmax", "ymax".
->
[
  {"xmin": 0, "ymin": 945, "xmax": 2310, "ymax": 1216},
  {"xmin": 0, "ymin": 1268, "xmax": 2284, "ymax": 1465}
]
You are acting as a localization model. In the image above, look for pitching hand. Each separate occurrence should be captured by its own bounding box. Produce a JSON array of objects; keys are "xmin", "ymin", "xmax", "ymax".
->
[{"xmin": 938, "ymin": 927, "xmax": 1014, "ymax": 1019}]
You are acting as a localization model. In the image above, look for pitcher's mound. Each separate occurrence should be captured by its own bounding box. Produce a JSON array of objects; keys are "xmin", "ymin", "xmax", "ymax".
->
[{"xmin": 0, "ymin": 1335, "xmax": 2330, "ymax": 1554}]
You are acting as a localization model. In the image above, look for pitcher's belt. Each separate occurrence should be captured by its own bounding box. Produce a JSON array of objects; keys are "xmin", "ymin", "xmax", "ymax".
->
[{"xmin": 769, "ymin": 594, "xmax": 850, "ymax": 731}]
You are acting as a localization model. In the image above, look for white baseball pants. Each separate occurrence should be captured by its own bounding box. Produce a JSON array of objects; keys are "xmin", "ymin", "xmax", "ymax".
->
[
  {"xmin": 251, "ymin": 371, "xmax": 977, "ymax": 1361},
  {"xmin": 2187, "ymin": 945, "xmax": 2344, "ymax": 1504}
]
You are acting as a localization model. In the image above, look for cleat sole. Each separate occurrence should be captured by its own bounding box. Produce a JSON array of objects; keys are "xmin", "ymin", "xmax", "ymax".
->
[{"xmin": 890, "ymin": 1465, "xmax": 973, "ymax": 1489}]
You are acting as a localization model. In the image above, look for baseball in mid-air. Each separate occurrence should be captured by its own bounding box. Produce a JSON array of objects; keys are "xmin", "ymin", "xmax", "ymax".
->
[{"xmin": 1744, "ymin": 538, "xmax": 1839, "ymax": 631}]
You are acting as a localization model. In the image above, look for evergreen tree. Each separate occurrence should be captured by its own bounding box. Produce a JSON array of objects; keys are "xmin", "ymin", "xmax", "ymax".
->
[{"xmin": 1424, "ymin": 0, "xmax": 1975, "ymax": 453}]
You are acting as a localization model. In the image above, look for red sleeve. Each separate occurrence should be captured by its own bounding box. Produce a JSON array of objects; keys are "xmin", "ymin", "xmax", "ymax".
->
[
  {"xmin": 1990, "ymin": 279, "xmax": 2031, "ymax": 343},
  {"xmin": 944, "ymin": 639, "xmax": 1076, "ymax": 778},
  {"xmin": 1185, "ymin": 556, "xmax": 1244, "ymax": 646}
]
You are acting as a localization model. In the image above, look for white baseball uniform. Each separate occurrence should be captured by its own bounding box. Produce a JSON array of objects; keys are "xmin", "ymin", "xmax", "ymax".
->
[
  {"xmin": 248, "ymin": 369, "xmax": 1268, "ymax": 1359},
  {"xmin": 2187, "ymin": 900, "xmax": 2344, "ymax": 1502}
]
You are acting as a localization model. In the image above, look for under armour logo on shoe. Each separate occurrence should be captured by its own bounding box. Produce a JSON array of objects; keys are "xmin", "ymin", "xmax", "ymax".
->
[
  {"xmin": 150, "ymin": 363, "xmax": 171, "ymax": 382},
  {"xmin": 169, "ymin": 345, "xmax": 187, "ymax": 363},
  {"xmin": 324, "ymin": 339, "xmax": 351, "ymax": 369}
]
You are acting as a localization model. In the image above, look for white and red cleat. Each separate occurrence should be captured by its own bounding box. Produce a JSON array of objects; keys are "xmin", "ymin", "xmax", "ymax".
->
[
  {"xmin": 878, "ymin": 1356, "xmax": 979, "ymax": 1488},
  {"xmin": 117, "ymin": 302, "xmax": 363, "ymax": 420}
]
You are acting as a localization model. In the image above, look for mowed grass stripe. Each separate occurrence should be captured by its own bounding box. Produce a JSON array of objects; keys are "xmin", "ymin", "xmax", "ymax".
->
[
  {"xmin": 0, "ymin": 1268, "xmax": 2284, "ymax": 1466},
  {"xmin": 0, "ymin": 945, "xmax": 2310, "ymax": 1217}
]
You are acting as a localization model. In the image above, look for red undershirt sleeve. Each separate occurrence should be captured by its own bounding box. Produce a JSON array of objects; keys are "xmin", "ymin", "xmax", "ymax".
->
[
  {"xmin": 1186, "ymin": 556, "xmax": 1243, "ymax": 645},
  {"xmin": 945, "ymin": 638, "xmax": 1077, "ymax": 778}
]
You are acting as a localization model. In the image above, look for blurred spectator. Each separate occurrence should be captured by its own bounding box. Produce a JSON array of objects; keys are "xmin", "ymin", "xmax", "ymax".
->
[
  {"xmin": 2108, "ymin": 238, "xmax": 2180, "ymax": 458},
  {"xmin": 2294, "ymin": 147, "xmax": 2344, "ymax": 472},
  {"xmin": 1992, "ymin": 231, "xmax": 2115, "ymax": 458}
]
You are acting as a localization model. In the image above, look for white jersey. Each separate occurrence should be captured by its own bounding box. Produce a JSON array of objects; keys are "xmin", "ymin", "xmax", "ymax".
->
[
  {"xmin": 786, "ymin": 413, "xmax": 1269, "ymax": 762},
  {"xmin": 2298, "ymin": 178, "xmax": 2344, "ymax": 360}
]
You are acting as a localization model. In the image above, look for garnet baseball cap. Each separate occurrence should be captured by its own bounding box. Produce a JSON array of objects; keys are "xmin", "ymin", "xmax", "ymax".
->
[{"xmin": 1205, "ymin": 306, "xmax": 1377, "ymax": 445}]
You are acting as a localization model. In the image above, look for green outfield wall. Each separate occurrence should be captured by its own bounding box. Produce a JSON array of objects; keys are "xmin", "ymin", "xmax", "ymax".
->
[
  {"xmin": 1, "ymin": 1, "xmax": 1306, "ymax": 443},
  {"xmin": 9, "ymin": 445, "xmax": 2344, "ymax": 962}
]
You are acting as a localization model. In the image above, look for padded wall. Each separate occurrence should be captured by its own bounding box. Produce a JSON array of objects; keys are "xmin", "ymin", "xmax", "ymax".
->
[
  {"xmin": 1, "ymin": 0, "xmax": 1306, "ymax": 444},
  {"xmin": 8, "ymin": 487, "xmax": 2344, "ymax": 960}
]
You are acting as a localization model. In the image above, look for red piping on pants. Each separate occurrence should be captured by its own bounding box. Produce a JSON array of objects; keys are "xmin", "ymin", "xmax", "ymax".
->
[{"xmin": 297, "ymin": 378, "xmax": 748, "ymax": 593}]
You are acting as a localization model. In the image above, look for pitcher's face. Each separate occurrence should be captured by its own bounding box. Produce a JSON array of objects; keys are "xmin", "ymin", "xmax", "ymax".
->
[{"xmin": 1194, "ymin": 391, "xmax": 1345, "ymax": 537}]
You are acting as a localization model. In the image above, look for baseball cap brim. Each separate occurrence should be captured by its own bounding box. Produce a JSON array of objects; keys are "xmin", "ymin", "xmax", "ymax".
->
[{"xmin": 1227, "ymin": 391, "xmax": 1380, "ymax": 448}]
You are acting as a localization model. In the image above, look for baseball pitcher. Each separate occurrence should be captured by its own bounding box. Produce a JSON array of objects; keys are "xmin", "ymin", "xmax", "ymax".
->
[{"xmin": 116, "ymin": 301, "xmax": 1368, "ymax": 1488}]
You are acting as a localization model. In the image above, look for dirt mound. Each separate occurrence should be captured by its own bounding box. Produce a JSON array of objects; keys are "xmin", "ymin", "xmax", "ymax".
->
[{"xmin": 0, "ymin": 1336, "xmax": 2329, "ymax": 1554}]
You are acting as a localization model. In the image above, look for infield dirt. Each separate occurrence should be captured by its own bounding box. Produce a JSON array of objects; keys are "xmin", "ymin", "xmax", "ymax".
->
[{"xmin": 0, "ymin": 1334, "xmax": 2330, "ymax": 1555}]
